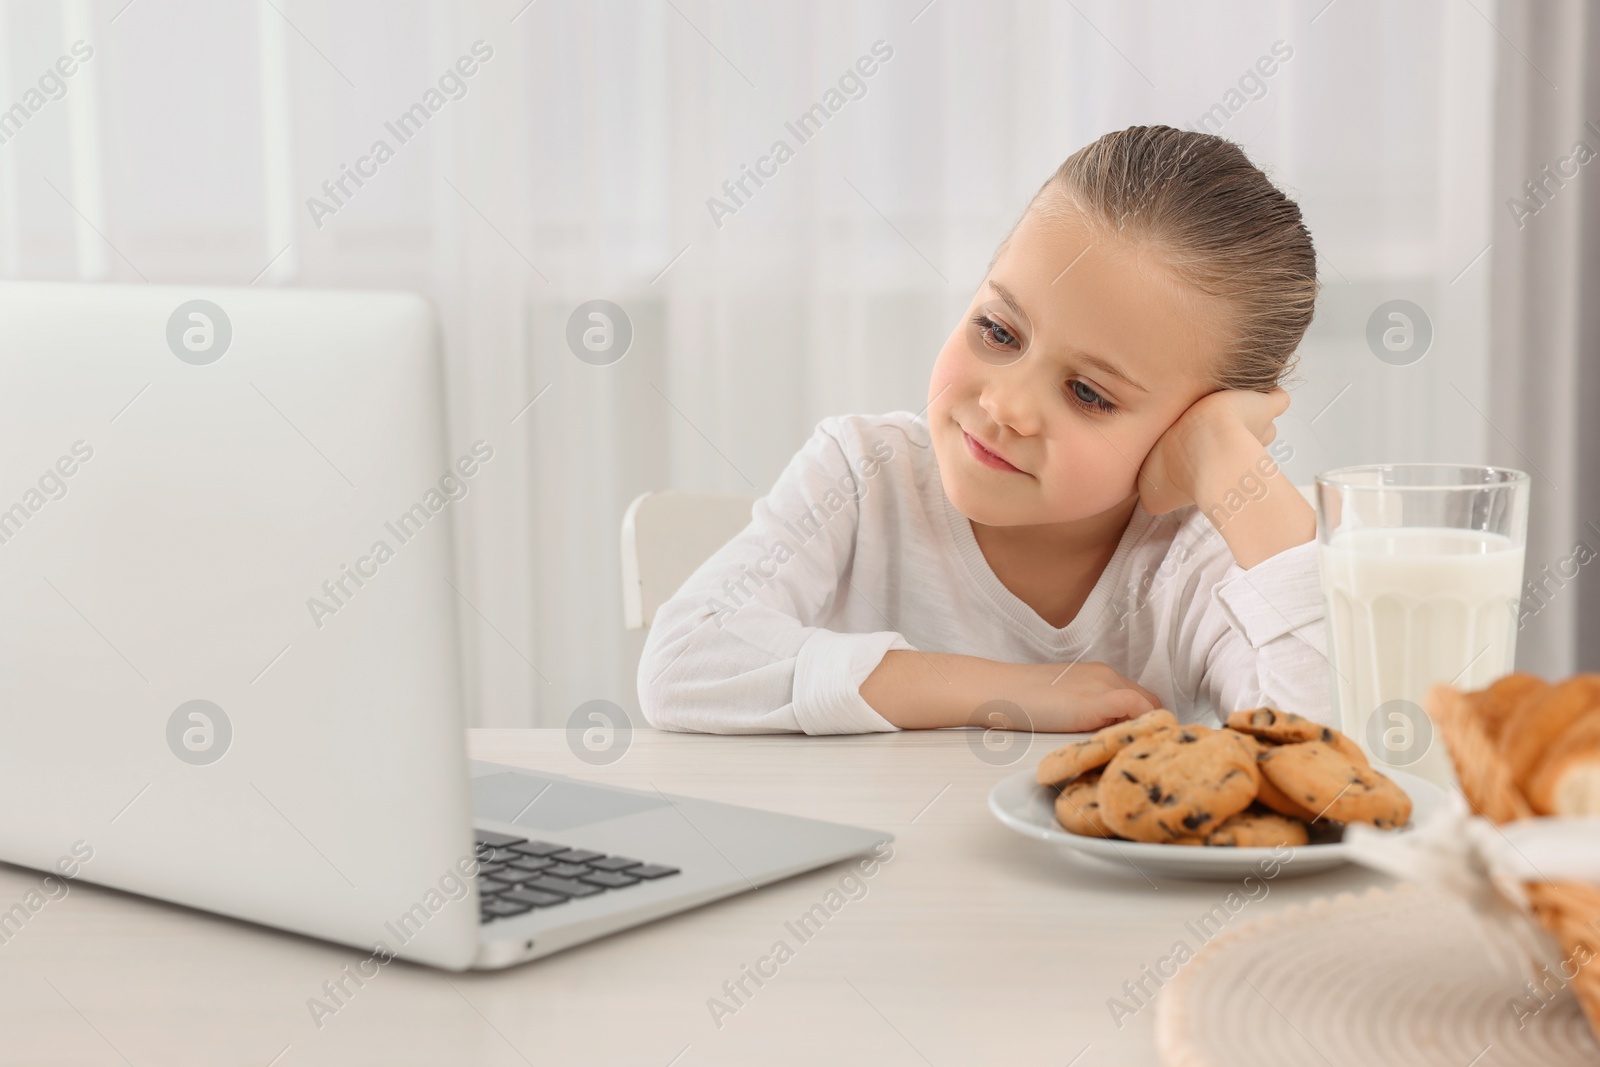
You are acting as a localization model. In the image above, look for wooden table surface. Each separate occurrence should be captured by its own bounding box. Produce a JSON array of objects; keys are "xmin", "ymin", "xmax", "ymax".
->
[{"xmin": 0, "ymin": 728, "xmax": 1397, "ymax": 1066}]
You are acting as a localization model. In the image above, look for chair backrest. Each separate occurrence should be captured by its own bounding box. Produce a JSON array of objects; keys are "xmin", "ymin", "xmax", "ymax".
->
[
  {"xmin": 621, "ymin": 490, "xmax": 758, "ymax": 629},
  {"xmin": 620, "ymin": 484, "xmax": 1320, "ymax": 629}
]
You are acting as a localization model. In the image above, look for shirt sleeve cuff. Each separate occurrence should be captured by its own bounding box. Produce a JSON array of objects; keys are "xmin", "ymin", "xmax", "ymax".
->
[
  {"xmin": 1212, "ymin": 539, "xmax": 1324, "ymax": 648},
  {"xmin": 792, "ymin": 627, "xmax": 914, "ymax": 735}
]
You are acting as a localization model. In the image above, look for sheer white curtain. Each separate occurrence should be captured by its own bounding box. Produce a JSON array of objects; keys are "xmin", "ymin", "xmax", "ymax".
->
[
  {"xmin": 1, "ymin": 0, "xmax": 1499, "ymax": 725},
  {"xmin": 1488, "ymin": 0, "xmax": 1600, "ymax": 680}
]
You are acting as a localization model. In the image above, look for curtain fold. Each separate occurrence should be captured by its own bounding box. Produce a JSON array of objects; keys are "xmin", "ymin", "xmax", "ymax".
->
[{"xmin": 1488, "ymin": 0, "xmax": 1600, "ymax": 678}]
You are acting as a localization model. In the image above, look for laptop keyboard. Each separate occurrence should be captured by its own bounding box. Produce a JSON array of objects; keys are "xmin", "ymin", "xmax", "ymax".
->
[{"xmin": 473, "ymin": 830, "xmax": 680, "ymax": 924}]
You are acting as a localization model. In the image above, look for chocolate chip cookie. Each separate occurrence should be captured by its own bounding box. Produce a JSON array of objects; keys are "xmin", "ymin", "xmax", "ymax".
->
[
  {"xmin": 1053, "ymin": 769, "xmax": 1115, "ymax": 837},
  {"xmin": 1254, "ymin": 771, "xmax": 1322, "ymax": 822},
  {"xmin": 1258, "ymin": 739, "xmax": 1412, "ymax": 828},
  {"xmin": 1205, "ymin": 807, "xmax": 1310, "ymax": 848},
  {"xmin": 1228, "ymin": 729, "xmax": 1322, "ymax": 820},
  {"xmin": 1036, "ymin": 708, "xmax": 1178, "ymax": 786},
  {"xmin": 1097, "ymin": 724, "xmax": 1260, "ymax": 843},
  {"xmin": 1227, "ymin": 706, "xmax": 1367, "ymax": 765}
]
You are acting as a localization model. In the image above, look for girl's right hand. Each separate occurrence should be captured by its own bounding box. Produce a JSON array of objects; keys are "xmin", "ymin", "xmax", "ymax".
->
[{"xmin": 1000, "ymin": 660, "xmax": 1164, "ymax": 733}]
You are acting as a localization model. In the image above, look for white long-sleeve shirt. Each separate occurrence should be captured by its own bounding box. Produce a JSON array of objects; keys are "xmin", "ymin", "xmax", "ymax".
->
[{"xmin": 637, "ymin": 411, "xmax": 1332, "ymax": 735}]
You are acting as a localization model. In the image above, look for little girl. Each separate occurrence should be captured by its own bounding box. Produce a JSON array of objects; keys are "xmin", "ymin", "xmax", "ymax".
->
[{"xmin": 638, "ymin": 125, "xmax": 1328, "ymax": 736}]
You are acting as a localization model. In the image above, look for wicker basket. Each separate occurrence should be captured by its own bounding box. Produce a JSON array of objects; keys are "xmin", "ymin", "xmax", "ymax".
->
[{"xmin": 1426, "ymin": 681, "xmax": 1600, "ymax": 1039}]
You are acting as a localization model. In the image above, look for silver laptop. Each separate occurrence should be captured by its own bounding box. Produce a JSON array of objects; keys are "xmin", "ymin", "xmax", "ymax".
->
[{"xmin": 0, "ymin": 280, "xmax": 890, "ymax": 970}]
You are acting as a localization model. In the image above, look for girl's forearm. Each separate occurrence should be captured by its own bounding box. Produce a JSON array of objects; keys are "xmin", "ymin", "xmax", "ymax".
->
[
  {"xmin": 860, "ymin": 650, "xmax": 1163, "ymax": 731},
  {"xmin": 860, "ymin": 650, "xmax": 1008, "ymax": 729}
]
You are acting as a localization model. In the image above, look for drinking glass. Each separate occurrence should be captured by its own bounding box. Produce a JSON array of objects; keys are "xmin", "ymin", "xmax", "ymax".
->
[{"xmin": 1315, "ymin": 464, "xmax": 1530, "ymax": 788}]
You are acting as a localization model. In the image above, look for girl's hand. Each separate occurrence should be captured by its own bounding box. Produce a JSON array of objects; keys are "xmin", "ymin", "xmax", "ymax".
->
[
  {"xmin": 1137, "ymin": 387, "xmax": 1289, "ymax": 515},
  {"xmin": 1008, "ymin": 660, "xmax": 1164, "ymax": 732},
  {"xmin": 1134, "ymin": 385, "xmax": 1314, "ymax": 569}
]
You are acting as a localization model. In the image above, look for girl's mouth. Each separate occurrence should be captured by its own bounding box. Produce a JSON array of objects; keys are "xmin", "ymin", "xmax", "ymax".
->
[{"xmin": 962, "ymin": 429, "xmax": 1023, "ymax": 474}]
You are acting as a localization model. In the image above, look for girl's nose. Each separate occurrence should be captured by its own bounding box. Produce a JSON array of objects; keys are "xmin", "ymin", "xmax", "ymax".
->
[{"xmin": 979, "ymin": 373, "xmax": 1043, "ymax": 438}]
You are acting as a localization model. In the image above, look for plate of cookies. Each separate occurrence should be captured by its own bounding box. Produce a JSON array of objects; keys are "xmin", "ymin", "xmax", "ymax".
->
[{"xmin": 989, "ymin": 707, "xmax": 1446, "ymax": 879}]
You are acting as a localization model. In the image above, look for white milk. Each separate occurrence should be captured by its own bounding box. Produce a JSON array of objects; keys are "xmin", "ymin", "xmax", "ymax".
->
[{"xmin": 1321, "ymin": 527, "xmax": 1525, "ymax": 788}]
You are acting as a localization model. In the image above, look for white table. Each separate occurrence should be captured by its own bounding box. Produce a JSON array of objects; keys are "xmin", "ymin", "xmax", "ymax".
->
[{"xmin": 0, "ymin": 729, "xmax": 1396, "ymax": 1066}]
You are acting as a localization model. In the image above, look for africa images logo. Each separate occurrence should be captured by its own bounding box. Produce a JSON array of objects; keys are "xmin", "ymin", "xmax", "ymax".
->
[
  {"xmin": 166, "ymin": 699, "xmax": 232, "ymax": 766},
  {"xmin": 166, "ymin": 300, "xmax": 233, "ymax": 365}
]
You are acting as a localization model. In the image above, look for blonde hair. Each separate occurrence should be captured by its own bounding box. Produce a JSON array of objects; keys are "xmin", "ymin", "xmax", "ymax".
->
[{"xmin": 996, "ymin": 125, "xmax": 1319, "ymax": 392}]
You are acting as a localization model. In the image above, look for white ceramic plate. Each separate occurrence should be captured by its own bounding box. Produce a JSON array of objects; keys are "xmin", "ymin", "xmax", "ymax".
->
[{"xmin": 988, "ymin": 766, "xmax": 1447, "ymax": 880}]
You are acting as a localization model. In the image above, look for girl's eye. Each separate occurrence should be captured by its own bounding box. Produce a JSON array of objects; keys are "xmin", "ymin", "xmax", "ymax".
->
[
  {"xmin": 970, "ymin": 314, "xmax": 1019, "ymax": 351},
  {"xmin": 1068, "ymin": 379, "xmax": 1116, "ymax": 414}
]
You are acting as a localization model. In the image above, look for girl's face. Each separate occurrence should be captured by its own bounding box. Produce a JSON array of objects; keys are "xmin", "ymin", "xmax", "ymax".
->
[{"xmin": 928, "ymin": 201, "xmax": 1235, "ymax": 527}]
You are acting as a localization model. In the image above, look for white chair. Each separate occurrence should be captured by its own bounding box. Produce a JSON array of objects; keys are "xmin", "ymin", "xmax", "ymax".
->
[
  {"xmin": 620, "ymin": 484, "xmax": 1320, "ymax": 629},
  {"xmin": 621, "ymin": 490, "xmax": 758, "ymax": 629}
]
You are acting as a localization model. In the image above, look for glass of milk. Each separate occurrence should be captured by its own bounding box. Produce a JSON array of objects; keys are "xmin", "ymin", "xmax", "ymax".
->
[{"xmin": 1315, "ymin": 464, "xmax": 1529, "ymax": 788}]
